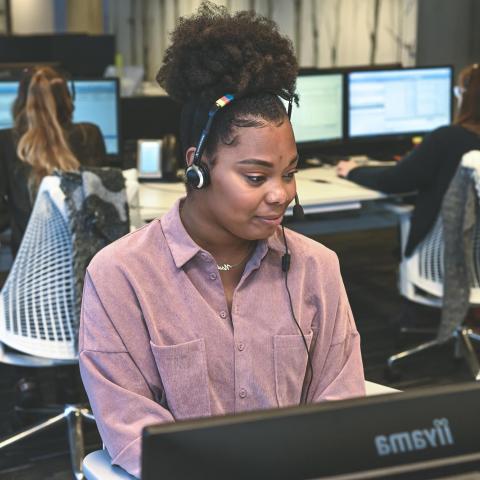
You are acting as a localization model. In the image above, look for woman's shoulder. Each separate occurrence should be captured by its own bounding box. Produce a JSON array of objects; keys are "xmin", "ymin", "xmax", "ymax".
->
[
  {"xmin": 88, "ymin": 220, "xmax": 165, "ymax": 276},
  {"xmin": 71, "ymin": 122, "xmax": 102, "ymax": 136},
  {"xmin": 282, "ymin": 228, "xmax": 339, "ymax": 268},
  {"xmin": 429, "ymin": 124, "xmax": 476, "ymax": 141}
]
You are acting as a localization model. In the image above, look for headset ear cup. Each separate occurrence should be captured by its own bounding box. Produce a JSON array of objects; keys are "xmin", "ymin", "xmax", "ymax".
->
[{"xmin": 185, "ymin": 163, "xmax": 210, "ymax": 189}]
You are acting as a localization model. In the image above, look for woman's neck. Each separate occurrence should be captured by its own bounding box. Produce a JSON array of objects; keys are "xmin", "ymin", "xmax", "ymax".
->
[{"xmin": 179, "ymin": 195, "xmax": 254, "ymax": 260}]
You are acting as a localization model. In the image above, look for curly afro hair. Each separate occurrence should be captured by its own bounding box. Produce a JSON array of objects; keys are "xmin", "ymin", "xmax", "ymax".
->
[
  {"xmin": 156, "ymin": 2, "xmax": 299, "ymax": 161},
  {"xmin": 157, "ymin": 2, "xmax": 297, "ymax": 104}
]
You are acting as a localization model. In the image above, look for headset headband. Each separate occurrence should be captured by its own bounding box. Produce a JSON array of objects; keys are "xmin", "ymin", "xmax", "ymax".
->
[{"xmin": 192, "ymin": 93, "xmax": 235, "ymax": 165}]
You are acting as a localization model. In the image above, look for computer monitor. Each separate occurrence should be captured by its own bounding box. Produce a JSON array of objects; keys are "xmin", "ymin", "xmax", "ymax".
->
[
  {"xmin": 0, "ymin": 78, "xmax": 120, "ymax": 155},
  {"xmin": 0, "ymin": 81, "xmax": 17, "ymax": 130},
  {"xmin": 142, "ymin": 382, "xmax": 480, "ymax": 480},
  {"xmin": 73, "ymin": 79, "xmax": 120, "ymax": 155},
  {"xmin": 348, "ymin": 66, "xmax": 453, "ymax": 139},
  {"xmin": 291, "ymin": 72, "xmax": 343, "ymax": 145}
]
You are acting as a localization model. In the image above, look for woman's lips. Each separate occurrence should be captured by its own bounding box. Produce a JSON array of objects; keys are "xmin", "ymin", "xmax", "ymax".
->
[{"xmin": 255, "ymin": 214, "xmax": 284, "ymax": 226}]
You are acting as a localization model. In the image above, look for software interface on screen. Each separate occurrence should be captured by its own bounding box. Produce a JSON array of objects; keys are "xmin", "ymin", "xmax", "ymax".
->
[
  {"xmin": 73, "ymin": 80, "xmax": 119, "ymax": 154},
  {"xmin": 348, "ymin": 67, "xmax": 452, "ymax": 137},
  {"xmin": 291, "ymin": 73, "xmax": 343, "ymax": 143},
  {"xmin": 0, "ymin": 79, "xmax": 119, "ymax": 154},
  {"xmin": 0, "ymin": 81, "xmax": 17, "ymax": 130}
]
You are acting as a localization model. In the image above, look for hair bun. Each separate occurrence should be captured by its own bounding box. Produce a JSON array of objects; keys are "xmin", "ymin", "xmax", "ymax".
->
[{"xmin": 157, "ymin": 1, "xmax": 298, "ymax": 104}]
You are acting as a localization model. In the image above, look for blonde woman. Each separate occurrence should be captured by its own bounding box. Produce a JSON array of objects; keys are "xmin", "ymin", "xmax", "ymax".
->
[{"xmin": 0, "ymin": 66, "xmax": 106, "ymax": 256}]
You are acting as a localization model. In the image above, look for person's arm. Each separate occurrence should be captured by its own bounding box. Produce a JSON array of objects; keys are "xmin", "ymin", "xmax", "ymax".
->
[
  {"xmin": 79, "ymin": 271, "xmax": 175, "ymax": 478},
  {"xmin": 337, "ymin": 128, "xmax": 444, "ymax": 194},
  {"xmin": 306, "ymin": 256, "xmax": 365, "ymax": 402}
]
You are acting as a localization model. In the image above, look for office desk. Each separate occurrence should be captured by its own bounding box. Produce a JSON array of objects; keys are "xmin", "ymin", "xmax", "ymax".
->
[{"xmin": 138, "ymin": 166, "xmax": 387, "ymax": 222}]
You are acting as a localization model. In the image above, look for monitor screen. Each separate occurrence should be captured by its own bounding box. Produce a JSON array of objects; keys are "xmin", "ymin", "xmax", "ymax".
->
[
  {"xmin": 0, "ymin": 78, "xmax": 119, "ymax": 155},
  {"xmin": 0, "ymin": 81, "xmax": 17, "ymax": 130},
  {"xmin": 348, "ymin": 66, "xmax": 452, "ymax": 138},
  {"xmin": 73, "ymin": 79, "xmax": 119, "ymax": 155},
  {"xmin": 142, "ymin": 382, "xmax": 480, "ymax": 480},
  {"xmin": 291, "ymin": 73, "xmax": 343, "ymax": 144}
]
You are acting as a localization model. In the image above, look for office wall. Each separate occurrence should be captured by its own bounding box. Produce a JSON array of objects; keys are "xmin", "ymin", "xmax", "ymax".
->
[
  {"xmin": 106, "ymin": 0, "xmax": 418, "ymax": 81},
  {"xmin": 0, "ymin": 0, "xmax": 8, "ymax": 33},
  {"xmin": 416, "ymin": 0, "xmax": 480, "ymax": 77},
  {"xmin": 66, "ymin": 0, "xmax": 103, "ymax": 34},
  {"xmin": 10, "ymin": 0, "xmax": 54, "ymax": 33}
]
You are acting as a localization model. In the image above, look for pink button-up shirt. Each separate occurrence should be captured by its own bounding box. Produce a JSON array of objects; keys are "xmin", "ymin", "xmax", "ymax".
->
[{"xmin": 79, "ymin": 199, "xmax": 365, "ymax": 478}]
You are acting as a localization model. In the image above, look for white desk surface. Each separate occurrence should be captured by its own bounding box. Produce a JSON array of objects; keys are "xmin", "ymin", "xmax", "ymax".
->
[{"xmin": 138, "ymin": 166, "xmax": 386, "ymax": 221}]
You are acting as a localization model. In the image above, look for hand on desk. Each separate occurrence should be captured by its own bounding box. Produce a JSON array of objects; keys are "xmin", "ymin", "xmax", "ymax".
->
[{"xmin": 336, "ymin": 160, "xmax": 358, "ymax": 178}]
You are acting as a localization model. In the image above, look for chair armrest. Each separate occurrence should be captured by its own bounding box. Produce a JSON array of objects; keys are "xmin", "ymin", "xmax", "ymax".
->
[
  {"xmin": 83, "ymin": 449, "xmax": 137, "ymax": 480},
  {"xmin": 381, "ymin": 203, "xmax": 414, "ymax": 216}
]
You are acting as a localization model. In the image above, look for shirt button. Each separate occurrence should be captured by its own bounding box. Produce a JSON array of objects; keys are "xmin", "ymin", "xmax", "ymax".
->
[
  {"xmin": 219, "ymin": 310, "xmax": 227, "ymax": 319},
  {"xmin": 239, "ymin": 388, "xmax": 247, "ymax": 399},
  {"xmin": 200, "ymin": 252, "xmax": 209, "ymax": 261},
  {"xmin": 209, "ymin": 272, "xmax": 217, "ymax": 280},
  {"xmin": 238, "ymin": 342, "xmax": 245, "ymax": 351}
]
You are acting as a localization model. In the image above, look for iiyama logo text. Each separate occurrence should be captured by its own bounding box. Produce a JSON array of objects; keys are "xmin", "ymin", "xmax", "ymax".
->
[{"xmin": 375, "ymin": 418, "xmax": 454, "ymax": 456}]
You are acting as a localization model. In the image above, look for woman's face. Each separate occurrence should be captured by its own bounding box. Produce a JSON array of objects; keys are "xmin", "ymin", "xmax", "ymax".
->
[{"xmin": 200, "ymin": 119, "xmax": 298, "ymax": 241}]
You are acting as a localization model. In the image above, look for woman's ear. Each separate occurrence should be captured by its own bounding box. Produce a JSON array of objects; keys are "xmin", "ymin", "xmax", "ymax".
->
[{"xmin": 185, "ymin": 147, "xmax": 196, "ymax": 167}]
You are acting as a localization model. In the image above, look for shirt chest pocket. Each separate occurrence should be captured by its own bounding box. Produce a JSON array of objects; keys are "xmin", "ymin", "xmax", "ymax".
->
[
  {"xmin": 150, "ymin": 338, "xmax": 211, "ymax": 420},
  {"xmin": 274, "ymin": 331, "xmax": 314, "ymax": 407}
]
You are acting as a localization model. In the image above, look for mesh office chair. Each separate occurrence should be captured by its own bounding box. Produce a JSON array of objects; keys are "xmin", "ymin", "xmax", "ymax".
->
[
  {"xmin": 0, "ymin": 174, "xmax": 127, "ymax": 480},
  {"xmin": 388, "ymin": 152, "xmax": 480, "ymax": 379}
]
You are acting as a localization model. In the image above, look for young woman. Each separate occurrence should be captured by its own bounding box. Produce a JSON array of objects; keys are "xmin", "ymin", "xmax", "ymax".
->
[
  {"xmin": 80, "ymin": 4, "xmax": 365, "ymax": 477},
  {"xmin": 0, "ymin": 66, "xmax": 106, "ymax": 256},
  {"xmin": 337, "ymin": 64, "xmax": 480, "ymax": 257}
]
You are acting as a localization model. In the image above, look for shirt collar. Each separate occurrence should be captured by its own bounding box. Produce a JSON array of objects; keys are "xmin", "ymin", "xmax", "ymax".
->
[
  {"xmin": 161, "ymin": 198, "xmax": 202, "ymax": 269},
  {"xmin": 161, "ymin": 198, "xmax": 287, "ymax": 269}
]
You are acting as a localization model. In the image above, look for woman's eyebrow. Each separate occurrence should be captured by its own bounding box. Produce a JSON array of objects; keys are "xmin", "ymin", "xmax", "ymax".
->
[{"xmin": 237, "ymin": 156, "xmax": 299, "ymax": 168}]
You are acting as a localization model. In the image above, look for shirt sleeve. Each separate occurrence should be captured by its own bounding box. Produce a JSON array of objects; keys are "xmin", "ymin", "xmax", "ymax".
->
[
  {"xmin": 307, "ymin": 257, "xmax": 366, "ymax": 402},
  {"xmin": 347, "ymin": 127, "xmax": 443, "ymax": 193},
  {"xmin": 79, "ymin": 271, "xmax": 175, "ymax": 478}
]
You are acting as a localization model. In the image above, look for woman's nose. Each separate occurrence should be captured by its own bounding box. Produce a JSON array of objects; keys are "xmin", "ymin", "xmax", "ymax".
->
[{"xmin": 265, "ymin": 181, "xmax": 289, "ymax": 205}]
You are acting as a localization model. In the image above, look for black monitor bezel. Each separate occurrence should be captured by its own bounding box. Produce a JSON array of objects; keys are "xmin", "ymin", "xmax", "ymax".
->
[
  {"xmin": 346, "ymin": 64, "xmax": 454, "ymax": 142},
  {"xmin": 142, "ymin": 381, "xmax": 480, "ymax": 480}
]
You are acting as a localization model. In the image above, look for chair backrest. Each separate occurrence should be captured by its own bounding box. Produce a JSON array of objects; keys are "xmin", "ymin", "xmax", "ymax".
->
[
  {"xmin": 399, "ymin": 150, "xmax": 480, "ymax": 305},
  {"xmin": 0, "ymin": 176, "xmax": 77, "ymax": 359}
]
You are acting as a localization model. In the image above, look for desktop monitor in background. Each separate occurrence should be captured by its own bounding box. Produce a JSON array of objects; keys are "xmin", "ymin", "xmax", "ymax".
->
[
  {"xmin": 72, "ymin": 79, "xmax": 120, "ymax": 155},
  {"xmin": 0, "ymin": 81, "xmax": 18, "ymax": 130},
  {"xmin": 348, "ymin": 66, "xmax": 453, "ymax": 139},
  {"xmin": 142, "ymin": 382, "xmax": 480, "ymax": 480},
  {"xmin": 0, "ymin": 78, "xmax": 120, "ymax": 156},
  {"xmin": 291, "ymin": 72, "xmax": 343, "ymax": 146}
]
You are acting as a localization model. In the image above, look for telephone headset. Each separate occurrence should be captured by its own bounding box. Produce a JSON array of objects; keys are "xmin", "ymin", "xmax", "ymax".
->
[
  {"xmin": 463, "ymin": 63, "xmax": 479, "ymax": 90},
  {"xmin": 186, "ymin": 92, "xmax": 313, "ymax": 403}
]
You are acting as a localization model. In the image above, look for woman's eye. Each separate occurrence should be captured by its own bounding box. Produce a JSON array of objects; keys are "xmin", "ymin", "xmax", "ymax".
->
[
  {"xmin": 245, "ymin": 175, "xmax": 266, "ymax": 184},
  {"xmin": 284, "ymin": 170, "xmax": 298, "ymax": 180}
]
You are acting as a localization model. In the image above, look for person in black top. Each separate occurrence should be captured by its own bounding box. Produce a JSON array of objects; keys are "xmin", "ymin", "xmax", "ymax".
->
[
  {"xmin": 0, "ymin": 66, "xmax": 107, "ymax": 256},
  {"xmin": 336, "ymin": 63, "xmax": 480, "ymax": 257}
]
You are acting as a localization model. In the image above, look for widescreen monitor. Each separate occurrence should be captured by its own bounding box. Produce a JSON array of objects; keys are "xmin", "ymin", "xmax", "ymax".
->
[
  {"xmin": 348, "ymin": 66, "xmax": 453, "ymax": 139},
  {"xmin": 0, "ymin": 78, "xmax": 119, "ymax": 155},
  {"xmin": 291, "ymin": 72, "xmax": 343, "ymax": 144},
  {"xmin": 142, "ymin": 382, "xmax": 480, "ymax": 480}
]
